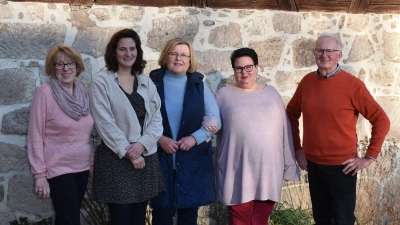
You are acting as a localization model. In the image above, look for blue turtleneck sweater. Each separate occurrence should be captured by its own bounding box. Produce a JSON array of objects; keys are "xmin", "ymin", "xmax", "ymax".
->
[{"xmin": 163, "ymin": 71, "xmax": 221, "ymax": 167}]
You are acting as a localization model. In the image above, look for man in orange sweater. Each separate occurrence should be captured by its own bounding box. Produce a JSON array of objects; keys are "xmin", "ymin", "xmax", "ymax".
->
[{"xmin": 286, "ymin": 33, "xmax": 390, "ymax": 225}]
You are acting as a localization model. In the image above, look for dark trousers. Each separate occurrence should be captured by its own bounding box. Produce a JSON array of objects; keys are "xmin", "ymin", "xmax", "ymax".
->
[
  {"xmin": 108, "ymin": 200, "xmax": 148, "ymax": 225},
  {"xmin": 152, "ymin": 207, "xmax": 198, "ymax": 225},
  {"xmin": 307, "ymin": 160, "xmax": 357, "ymax": 225},
  {"xmin": 47, "ymin": 171, "xmax": 89, "ymax": 225}
]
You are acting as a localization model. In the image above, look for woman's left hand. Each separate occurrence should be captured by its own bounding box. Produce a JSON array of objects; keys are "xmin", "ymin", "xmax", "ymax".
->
[
  {"xmin": 130, "ymin": 156, "xmax": 145, "ymax": 169},
  {"xmin": 177, "ymin": 136, "xmax": 196, "ymax": 151},
  {"xmin": 34, "ymin": 177, "xmax": 50, "ymax": 199},
  {"xmin": 125, "ymin": 142, "xmax": 145, "ymax": 160}
]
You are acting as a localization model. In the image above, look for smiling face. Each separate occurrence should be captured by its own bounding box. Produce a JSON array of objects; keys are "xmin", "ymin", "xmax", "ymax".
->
[
  {"xmin": 314, "ymin": 36, "xmax": 342, "ymax": 76},
  {"xmin": 54, "ymin": 53, "xmax": 76, "ymax": 89},
  {"xmin": 116, "ymin": 37, "xmax": 137, "ymax": 70},
  {"xmin": 233, "ymin": 56, "xmax": 258, "ymax": 90},
  {"xmin": 166, "ymin": 44, "xmax": 191, "ymax": 75}
]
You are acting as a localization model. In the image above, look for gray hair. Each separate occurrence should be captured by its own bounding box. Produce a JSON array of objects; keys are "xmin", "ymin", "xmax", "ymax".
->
[{"xmin": 317, "ymin": 33, "xmax": 342, "ymax": 50}]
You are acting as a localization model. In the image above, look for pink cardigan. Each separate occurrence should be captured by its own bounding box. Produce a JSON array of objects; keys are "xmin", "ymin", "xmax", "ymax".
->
[{"xmin": 27, "ymin": 84, "xmax": 94, "ymax": 179}]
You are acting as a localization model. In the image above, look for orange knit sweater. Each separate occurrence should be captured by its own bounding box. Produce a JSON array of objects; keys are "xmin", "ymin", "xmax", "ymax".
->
[{"xmin": 286, "ymin": 70, "xmax": 390, "ymax": 165}]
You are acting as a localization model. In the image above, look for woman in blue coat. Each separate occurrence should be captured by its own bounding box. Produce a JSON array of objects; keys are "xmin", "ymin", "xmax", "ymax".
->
[{"xmin": 150, "ymin": 38, "xmax": 221, "ymax": 225}]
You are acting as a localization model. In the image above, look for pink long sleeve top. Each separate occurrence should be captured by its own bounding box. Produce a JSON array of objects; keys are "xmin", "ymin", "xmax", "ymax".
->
[{"xmin": 27, "ymin": 84, "xmax": 94, "ymax": 179}]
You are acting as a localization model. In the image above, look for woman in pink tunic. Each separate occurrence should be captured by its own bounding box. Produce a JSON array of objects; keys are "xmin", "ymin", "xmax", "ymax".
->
[{"xmin": 214, "ymin": 48, "xmax": 300, "ymax": 225}]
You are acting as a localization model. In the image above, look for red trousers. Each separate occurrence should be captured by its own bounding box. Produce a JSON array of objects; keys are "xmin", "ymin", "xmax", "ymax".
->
[{"xmin": 228, "ymin": 200, "xmax": 275, "ymax": 225}]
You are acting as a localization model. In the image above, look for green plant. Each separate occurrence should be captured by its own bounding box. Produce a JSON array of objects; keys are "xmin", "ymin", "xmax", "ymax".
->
[
  {"xmin": 270, "ymin": 203, "xmax": 313, "ymax": 225},
  {"xmin": 9, "ymin": 217, "xmax": 52, "ymax": 225}
]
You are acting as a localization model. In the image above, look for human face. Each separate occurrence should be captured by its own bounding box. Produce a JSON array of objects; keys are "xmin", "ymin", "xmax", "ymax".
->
[
  {"xmin": 54, "ymin": 53, "xmax": 76, "ymax": 89},
  {"xmin": 233, "ymin": 56, "xmax": 258, "ymax": 90},
  {"xmin": 116, "ymin": 38, "xmax": 137, "ymax": 69},
  {"xmin": 166, "ymin": 44, "xmax": 191, "ymax": 75},
  {"xmin": 314, "ymin": 37, "xmax": 342, "ymax": 76}
]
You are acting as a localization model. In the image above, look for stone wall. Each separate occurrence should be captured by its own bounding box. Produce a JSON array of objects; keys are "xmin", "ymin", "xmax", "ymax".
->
[{"xmin": 1, "ymin": 1, "xmax": 400, "ymax": 224}]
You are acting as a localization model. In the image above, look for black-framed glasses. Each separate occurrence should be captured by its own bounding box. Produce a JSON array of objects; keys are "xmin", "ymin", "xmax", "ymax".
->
[
  {"xmin": 54, "ymin": 62, "xmax": 76, "ymax": 70},
  {"xmin": 234, "ymin": 65, "xmax": 254, "ymax": 73},
  {"xmin": 168, "ymin": 52, "xmax": 190, "ymax": 60},
  {"xmin": 314, "ymin": 49, "xmax": 341, "ymax": 56}
]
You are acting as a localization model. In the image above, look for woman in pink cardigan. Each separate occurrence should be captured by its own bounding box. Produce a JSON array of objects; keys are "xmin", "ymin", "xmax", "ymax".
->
[{"xmin": 27, "ymin": 45, "xmax": 93, "ymax": 225}]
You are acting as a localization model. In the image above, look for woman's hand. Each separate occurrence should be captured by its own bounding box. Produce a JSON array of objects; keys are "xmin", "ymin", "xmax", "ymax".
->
[
  {"xmin": 158, "ymin": 136, "xmax": 179, "ymax": 154},
  {"xmin": 130, "ymin": 156, "xmax": 145, "ymax": 169},
  {"xmin": 204, "ymin": 125, "xmax": 219, "ymax": 132},
  {"xmin": 34, "ymin": 177, "xmax": 50, "ymax": 199},
  {"xmin": 125, "ymin": 142, "xmax": 145, "ymax": 160},
  {"xmin": 178, "ymin": 136, "xmax": 197, "ymax": 151}
]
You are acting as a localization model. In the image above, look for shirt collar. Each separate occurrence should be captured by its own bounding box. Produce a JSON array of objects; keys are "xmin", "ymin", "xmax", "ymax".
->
[{"xmin": 316, "ymin": 64, "xmax": 341, "ymax": 78}]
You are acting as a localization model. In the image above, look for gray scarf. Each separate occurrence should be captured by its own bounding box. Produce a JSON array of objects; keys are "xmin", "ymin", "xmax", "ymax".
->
[{"xmin": 47, "ymin": 77, "xmax": 90, "ymax": 121}]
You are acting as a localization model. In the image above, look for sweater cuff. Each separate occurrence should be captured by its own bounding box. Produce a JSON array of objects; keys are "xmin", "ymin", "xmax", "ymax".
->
[
  {"xmin": 34, "ymin": 172, "xmax": 47, "ymax": 179},
  {"xmin": 113, "ymin": 140, "xmax": 130, "ymax": 159}
]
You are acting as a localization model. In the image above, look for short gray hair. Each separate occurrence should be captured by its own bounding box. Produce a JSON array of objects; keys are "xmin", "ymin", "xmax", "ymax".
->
[{"xmin": 317, "ymin": 33, "xmax": 342, "ymax": 50}]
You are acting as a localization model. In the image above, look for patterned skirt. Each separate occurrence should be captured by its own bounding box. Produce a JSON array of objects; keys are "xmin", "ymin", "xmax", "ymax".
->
[{"xmin": 92, "ymin": 142, "xmax": 165, "ymax": 203}]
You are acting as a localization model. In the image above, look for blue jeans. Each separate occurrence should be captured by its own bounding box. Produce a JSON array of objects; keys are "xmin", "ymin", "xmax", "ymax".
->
[
  {"xmin": 307, "ymin": 160, "xmax": 357, "ymax": 225},
  {"xmin": 48, "ymin": 171, "xmax": 89, "ymax": 225},
  {"xmin": 152, "ymin": 207, "xmax": 198, "ymax": 225}
]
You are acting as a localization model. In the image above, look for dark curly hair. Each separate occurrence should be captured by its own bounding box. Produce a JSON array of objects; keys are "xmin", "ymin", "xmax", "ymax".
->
[
  {"xmin": 230, "ymin": 47, "xmax": 258, "ymax": 68},
  {"xmin": 104, "ymin": 29, "xmax": 147, "ymax": 75}
]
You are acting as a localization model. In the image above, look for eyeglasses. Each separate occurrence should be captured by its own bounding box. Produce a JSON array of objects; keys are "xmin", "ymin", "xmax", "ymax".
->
[
  {"xmin": 54, "ymin": 62, "xmax": 76, "ymax": 70},
  {"xmin": 314, "ymin": 49, "xmax": 341, "ymax": 56},
  {"xmin": 168, "ymin": 52, "xmax": 190, "ymax": 60},
  {"xmin": 234, "ymin": 65, "xmax": 254, "ymax": 73}
]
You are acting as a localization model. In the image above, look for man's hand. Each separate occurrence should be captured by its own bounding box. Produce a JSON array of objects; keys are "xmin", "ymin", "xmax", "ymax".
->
[
  {"xmin": 342, "ymin": 157, "xmax": 374, "ymax": 176},
  {"xmin": 295, "ymin": 149, "xmax": 308, "ymax": 171},
  {"xmin": 158, "ymin": 136, "xmax": 179, "ymax": 154}
]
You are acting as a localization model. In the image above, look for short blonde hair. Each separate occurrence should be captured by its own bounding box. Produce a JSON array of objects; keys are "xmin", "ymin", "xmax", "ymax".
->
[
  {"xmin": 45, "ymin": 45, "xmax": 85, "ymax": 77},
  {"xmin": 158, "ymin": 38, "xmax": 198, "ymax": 73}
]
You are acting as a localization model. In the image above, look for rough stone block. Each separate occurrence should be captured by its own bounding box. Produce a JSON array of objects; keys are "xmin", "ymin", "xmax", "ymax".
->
[
  {"xmin": 8, "ymin": 173, "xmax": 53, "ymax": 216},
  {"xmin": 275, "ymin": 70, "xmax": 310, "ymax": 92},
  {"xmin": 0, "ymin": 68, "xmax": 37, "ymax": 104},
  {"xmin": 209, "ymin": 23, "xmax": 242, "ymax": 48},
  {"xmin": 238, "ymin": 10, "xmax": 254, "ymax": 18},
  {"xmin": 311, "ymin": 20, "xmax": 335, "ymax": 29},
  {"xmin": 196, "ymin": 50, "xmax": 232, "ymax": 73},
  {"xmin": 70, "ymin": 9, "xmax": 95, "ymax": 29},
  {"xmin": 348, "ymin": 35, "xmax": 373, "ymax": 62},
  {"xmin": 273, "ymin": 13, "xmax": 301, "ymax": 34},
  {"xmin": 0, "ymin": 142, "xmax": 29, "ymax": 173},
  {"xmin": 292, "ymin": 38, "xmax": 315, "ymax": 68},
  {"xmin": 249, "ymin": 38, "xmax": 285, "ymax": 67},
  {"xmin": 347, "ymin": 15, "xmax": 369, "ymax": 32},
  {"xmin": 90, "ymin": 8, "xmax": 110, "ymax": 21},
  {"xmin": 120, "ymin": 7, "xmax": 144, "ymax": 22},
  {"xmin": 0, "ymin": 5, "xmax": 13, "ymax": 19},
  {"xmin": 26, "ymin": 4, "xmax": 44, "ymax": 21},
  {"xmin": 376, "ymin": 96, "xmax": 400, "ymax": 139},
  {"xmin": 203, "ymin": 20, "xmax": 215, "ymax": 26},
  {"xmin": 382, "ymin": 31, "xmax": 400, "ymax": 63},
  {"xmin": 147, "ymin": 16, "xmax": 199, "ymax": 51},
  {"xmin": 1, "ymin": 106, "xmax": 30, "ymax": 135},
  {"xmin": 73, "ymin": 27, "xmax": 122, "ymax": 58},
  {"xmin": 370, "ymin": 67, "xmax": 395, "ymax": 86},
  {"xmin": 0, "ymin": 23, "xmax": 66, "ymax": 59},
  {"xmin": 244, "ymin": 16, "xmax": 268, "ymax": 36}
]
